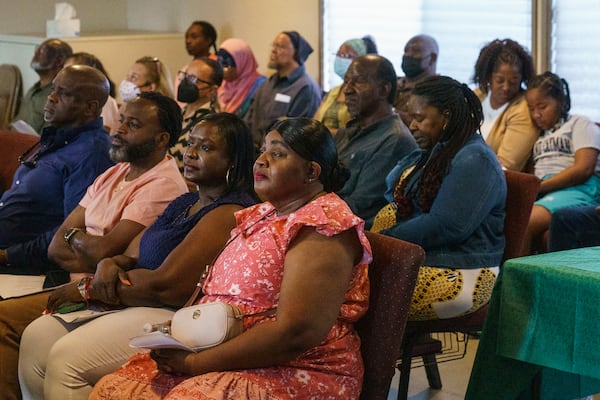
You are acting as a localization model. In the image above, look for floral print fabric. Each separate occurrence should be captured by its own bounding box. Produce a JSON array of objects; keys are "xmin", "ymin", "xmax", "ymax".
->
[{"xmin": 90, "ymin": 193, "xmax": 372, "ymax": 400}]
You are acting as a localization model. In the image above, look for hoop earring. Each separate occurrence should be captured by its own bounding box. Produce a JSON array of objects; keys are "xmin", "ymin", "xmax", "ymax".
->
[{"xmin": 226, "ymin": 167, "xmax": 232, "ymax": 186}]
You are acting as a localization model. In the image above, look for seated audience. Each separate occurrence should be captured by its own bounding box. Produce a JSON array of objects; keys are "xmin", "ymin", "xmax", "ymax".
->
[
  {"xmin": 175, "ymin": 20, "xmax": 218, "ymax": 107},
  {"xmin": 170, "ymin": 57, "xmax": 223, "ymax": 171},
  {"xmin": 89, "ymin": 118, "xmax": 372, "ymax": 399},
  {"xmin": 314, "ymin": 35, "xmax": 377, "ymax": 135},
  {"xmin": 473, "ymin": 38, "xmax": 538, "ymax": 171},
  {"xmin": 334, "ymin": 54, "xmax": 416, "ymax": 227},
  {"xmin": 523, "ymin": 72, "xmax": 600, "ymax": 254},
  {"xmin": 394, "ymin": 34, "xmax": 439, "ymax": 127},
  {"xmin": 0, "ymin": 65, "xmax": 113, "ymax": 273},
  {"xmin": 19, "ymin": 113, "xmax": 256, "ymax": 400},
  {"xmin": 548, "ymin": 205, "xmax": 600, "ymax": 251},
  {"xmin": 371, "ymin": 76, "xmax": 506, "ymax": 321},
  {"xmin": 119, "ymin": 56, "xmax": 174, "ymax": 103},
  {"xmin": 246, "ymin": 31, "xmax": 322, "ymax": 150},
  {"xmin": 216, "ymin": 38, "xmax": 266, "ymax": 119},
  {"xmin": 0, "ymin": 92, "xmax": 188, "ymax": 400},
  {"xmin": 64, "ymin": 52, "xmax": 120, "ymax": 132},
  {"xmin": 12, "ymin": 38, "xmax": 72, "ymax": 134}
]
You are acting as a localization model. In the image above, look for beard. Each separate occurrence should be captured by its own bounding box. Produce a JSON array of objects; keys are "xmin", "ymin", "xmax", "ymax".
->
[{"xmin": 110, "ymin": 136, "xmax": 157, "ymax": 163}]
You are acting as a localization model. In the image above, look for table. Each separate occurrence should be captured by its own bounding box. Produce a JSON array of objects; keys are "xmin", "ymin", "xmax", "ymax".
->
[{"xmin": 466, "ymin": 247, "xmax": 600, "ymax": 399}]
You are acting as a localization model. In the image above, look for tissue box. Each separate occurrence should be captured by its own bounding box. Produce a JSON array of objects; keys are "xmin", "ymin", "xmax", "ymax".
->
[{"xmin": 46, "ymin": 19, "xmax": 80, "ymax": 38}]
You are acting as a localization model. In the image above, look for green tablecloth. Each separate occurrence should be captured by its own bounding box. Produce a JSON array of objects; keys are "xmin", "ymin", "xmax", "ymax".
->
[{"xmin": 466, "ymin": 247, "xmax": 600, "ymax": 400}]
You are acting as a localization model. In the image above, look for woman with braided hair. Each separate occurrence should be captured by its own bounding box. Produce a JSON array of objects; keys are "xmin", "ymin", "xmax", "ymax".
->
[
  {"xmin": 523, "ymin": 71, "xmax": 600, "ymax": 254},
  {"xmin": 371, "ymin": 75, "xmax": 506, "ymax": 320}
]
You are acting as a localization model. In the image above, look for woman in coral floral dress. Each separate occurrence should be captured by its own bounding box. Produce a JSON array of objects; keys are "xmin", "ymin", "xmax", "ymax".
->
[{"xmin": 90, "ymin": 117, "xmax": 372, "ymax": 400}]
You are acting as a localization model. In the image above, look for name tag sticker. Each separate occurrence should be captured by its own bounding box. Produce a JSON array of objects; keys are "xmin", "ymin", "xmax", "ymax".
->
[{"xmin": 274, "ymin": 93, "xmax": 291, "ymax": 103}]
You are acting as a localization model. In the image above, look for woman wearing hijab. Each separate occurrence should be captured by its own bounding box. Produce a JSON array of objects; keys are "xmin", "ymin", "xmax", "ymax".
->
[
  {"xmin": 314, "ymin": 36, "xmax": 378, "ymax": 135},
  {"xmin": 216, "ymin": 38, "xmax": 266, "ymax": 119}
]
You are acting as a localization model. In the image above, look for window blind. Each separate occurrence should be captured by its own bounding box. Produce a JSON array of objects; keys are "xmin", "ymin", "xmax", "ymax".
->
[
  {"xmin": 552, "ymin": 0, "xmax": 600, "ymax": 121},
  {"xmin": 322, "ymin": 0, "xmax": 531, "ymax": 89}
]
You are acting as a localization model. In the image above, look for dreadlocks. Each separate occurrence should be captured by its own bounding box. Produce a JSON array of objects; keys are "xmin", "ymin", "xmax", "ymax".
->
[{"xmin": 395, "ymin": 76, "xmax": 483, "ymax": 218}]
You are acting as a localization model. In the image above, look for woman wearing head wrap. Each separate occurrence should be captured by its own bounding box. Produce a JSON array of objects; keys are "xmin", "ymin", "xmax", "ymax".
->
[
  {"xmin": 216, "ymin": 38, "xmax": 266, "ymax": 119},
  {"xmin": 314, "ymin": 36, "xmax": 378, "ymax": 135}
]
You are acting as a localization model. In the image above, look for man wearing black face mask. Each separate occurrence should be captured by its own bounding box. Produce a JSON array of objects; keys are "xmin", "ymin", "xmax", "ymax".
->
[
  {"xmin": 12, "ymin": 38, "xmax": 73, "ymax": 134},
  {"xmin": 170, "ymin": 57, "xmax": 223, "ymax": 171},
  {"xmin": 394, "ymin": 34, "xmax": 438, "ymax": 127}
]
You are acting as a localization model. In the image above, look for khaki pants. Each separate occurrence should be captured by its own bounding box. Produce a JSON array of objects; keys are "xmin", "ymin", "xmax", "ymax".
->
[{"xmin": 0, "ymin": 292, "xmax": 50, "ymax": 400}]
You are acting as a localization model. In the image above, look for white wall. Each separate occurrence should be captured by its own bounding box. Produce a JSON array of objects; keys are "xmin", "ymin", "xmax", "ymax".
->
[
  {"xmin": 0, "ymin": 0, "xmax": 128, "ymax": 34},
  {"xmin": 126, "ymin": 0, "xmax": 322, "ymax": 80},
  {"xmin": 0, "ymin": 0, "xmax": 322, "ymax": 96}
]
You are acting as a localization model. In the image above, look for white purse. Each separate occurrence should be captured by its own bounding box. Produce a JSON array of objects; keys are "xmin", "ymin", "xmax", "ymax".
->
[
  {"xmin": 131, "ymin": 231, "xmax": 274, "ymax": 352},
  {"xmin": 130, "ymin": 301, "xmax": 244, "ymax": 352}
]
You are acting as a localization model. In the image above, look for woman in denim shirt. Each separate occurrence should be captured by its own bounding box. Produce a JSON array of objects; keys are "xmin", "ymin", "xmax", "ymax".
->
[{"xmin": 372, "ymin": 76, "xmax": 506, "ymax": 320}]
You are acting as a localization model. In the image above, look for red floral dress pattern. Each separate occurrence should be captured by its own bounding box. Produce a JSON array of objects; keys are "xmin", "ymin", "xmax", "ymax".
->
[{"xmin": 90, "ymin": 193, "xmax": 372, "ymax": 400}]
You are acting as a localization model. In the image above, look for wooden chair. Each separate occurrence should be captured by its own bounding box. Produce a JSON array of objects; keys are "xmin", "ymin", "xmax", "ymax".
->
[
  {"xmin": 0, "ymin": 64, "xmax": 23, "ymax": 130},
  {"xmin": 357, "ymin": 231, "xmax": 424, "ymax": 400},
  {"xmin": 395, "ymin": 170, "xmax": 541, "ymax": 400},
  {"xmin": 0, "ymin": 130, "xmax": 38, "ymax": 193}
]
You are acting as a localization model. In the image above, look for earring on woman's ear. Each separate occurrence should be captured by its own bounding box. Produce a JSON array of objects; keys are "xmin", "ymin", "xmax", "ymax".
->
[{"xmin": 226, "ymin": 166, "xmax": 232, "ymax": 186}]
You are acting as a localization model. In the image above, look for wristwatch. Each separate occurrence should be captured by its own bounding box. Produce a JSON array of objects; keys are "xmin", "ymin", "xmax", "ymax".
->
[
  {"xmin": 63, "ymin": 227, "xmax": 81, "ymax": 247},
  {"xmin": 77, "ymin": 277, "xmax": 92, "ymax": 301}
]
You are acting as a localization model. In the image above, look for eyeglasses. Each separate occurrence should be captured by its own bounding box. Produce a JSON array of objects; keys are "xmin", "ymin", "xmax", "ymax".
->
[
  {"xmin": 18, "ymin": 140, "xmax": 42, "ymax": 168},
  {"xmin": 271, "ymin": 42, "xmax": 292, "ymax": 51},
  {"xmin": 334, "ymin": 52, "xmax": 356, "ymax": 60},
  {"xmin": 177, "ymin": 70, "xmax": 213, "ymax": 86}
]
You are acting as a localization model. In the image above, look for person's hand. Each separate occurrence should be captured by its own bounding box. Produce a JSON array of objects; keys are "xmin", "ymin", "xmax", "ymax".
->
[
  {"xmin": 150, "ymin": 349, "xmax": 191, "ymax": 375},
  {"xmin": 92, "ymin": 258, "xmax": 125, "ymax": 304},
  {"xmin": 46, "ymin": 282, "xmax": 83, "ymax": 313},
  {"xmin": 0, "ymin": 249, "xmax": 7, "ymax": 265}
]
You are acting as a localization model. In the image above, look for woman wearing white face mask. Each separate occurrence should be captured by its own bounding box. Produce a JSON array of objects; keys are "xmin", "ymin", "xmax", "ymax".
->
[
  {"xmin": 314, "ymin": 36, "xmax": 377, "ymax": 135},
  {"xmin": 118, "ymin": 56, "xmax": 174, "ymax": 103}
]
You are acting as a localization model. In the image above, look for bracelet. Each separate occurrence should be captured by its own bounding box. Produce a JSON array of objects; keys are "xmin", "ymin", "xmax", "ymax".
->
[
  {"xmin": 77, "ymin": 277, "xmax": 92, "ymax": 302},
  {"xmin": 63, "ymin": 228, "xmax": 82, "ymax": 248}
]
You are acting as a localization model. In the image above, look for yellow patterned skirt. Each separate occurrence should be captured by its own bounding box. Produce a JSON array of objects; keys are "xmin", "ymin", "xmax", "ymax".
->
[
  {"xmin": 371, "ymin": 196, "xmax": 498, "ymax": 321},
  {"xmin": 409, "ymin": 265, "xmax": 498, "ymax": 320}
]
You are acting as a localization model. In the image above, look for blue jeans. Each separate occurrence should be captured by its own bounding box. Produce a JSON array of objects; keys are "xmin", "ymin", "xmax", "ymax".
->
[{"xmin": 549, "ymin": 206, "xmax": 600, "ymax": 251}]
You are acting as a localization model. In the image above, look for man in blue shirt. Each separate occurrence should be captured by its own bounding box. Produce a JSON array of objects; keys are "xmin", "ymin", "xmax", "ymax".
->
[{"xmin": 0, "ymin": 65, "xmax": 114, "ymax": 274}]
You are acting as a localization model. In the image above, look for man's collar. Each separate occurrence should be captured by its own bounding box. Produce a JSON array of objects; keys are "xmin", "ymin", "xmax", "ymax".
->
[
  {"xmin": 344, "ymin": 114, "xmax": 398, "ymax": 139},
  {"xmin": 41, "ymin": 118, "xmax": 103, "ymax": 144},
  {"xmin": 274, "ymin": 65, "xmax": 305, "ymax": 82}
]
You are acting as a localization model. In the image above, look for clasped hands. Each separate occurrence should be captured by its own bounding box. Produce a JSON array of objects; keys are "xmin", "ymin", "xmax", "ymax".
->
[{"xmin": 46, "ymin": 257, "xmax": 132, "ymax": 313}]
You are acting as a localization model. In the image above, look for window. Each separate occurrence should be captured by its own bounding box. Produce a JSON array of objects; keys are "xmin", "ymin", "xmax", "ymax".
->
[
  {"xmin": 323, "ymin": 0, "xmax": 531, "ymax": 90},
  {"xmin": 552, "ymin": 0, "xmax": 600, "ymax": 121},
  {"xmin": 323, "ymin": 0, "xmax": 600, "ymax": 120}
]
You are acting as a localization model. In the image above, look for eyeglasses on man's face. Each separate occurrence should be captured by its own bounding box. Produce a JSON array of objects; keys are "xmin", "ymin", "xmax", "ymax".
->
[{"xmin": 177, "ymin": 70, "xmax": 213, "ymax": 87}]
